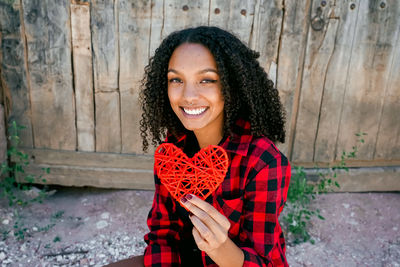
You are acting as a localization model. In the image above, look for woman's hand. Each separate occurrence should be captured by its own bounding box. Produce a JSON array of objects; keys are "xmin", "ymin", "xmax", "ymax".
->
[
  {"xmin": 180, "ymin": 194, "xmax": 230, "ymax": 253},
  {"xmin": 180, "ymin": 194, "xmax": 244, "ymax": 267}
]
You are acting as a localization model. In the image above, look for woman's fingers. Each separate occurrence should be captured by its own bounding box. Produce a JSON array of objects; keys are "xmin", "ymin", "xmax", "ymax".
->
[
  {"xmin": 181, "ymin": 194, "xmax": 230, "ymax": 231},
  {"xmin": 192, "ymin": 227, "xmax": 208, "ymax": 251}
]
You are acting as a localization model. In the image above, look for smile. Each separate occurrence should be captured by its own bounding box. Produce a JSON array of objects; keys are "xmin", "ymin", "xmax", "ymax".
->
[{"xmin": 182, "ymin": 107, "xmax": 207, "ymax": 115}]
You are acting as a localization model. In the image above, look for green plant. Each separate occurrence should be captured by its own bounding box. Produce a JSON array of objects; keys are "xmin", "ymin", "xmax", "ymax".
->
[
  {"xmin": 12, "ymin": 210, "xmax": 30, "ymax": 241},
  {"xmin": 282, "ymin": 133, "xmax": 366, "ymax": 244},
  {"xmin": 35, "ymin": 210, "xmax": 65, "ymax": 233},
  {"xmin": 0, "ymin": 121, "xmax": 49, "ymax": 206},
  {"xmin": 53, "ymin": 235, "xmax": 61, "ymax": 242}
]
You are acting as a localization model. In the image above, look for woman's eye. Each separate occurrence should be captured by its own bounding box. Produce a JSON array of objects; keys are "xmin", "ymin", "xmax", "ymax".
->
[
  {"xmin": 169, "ymin": 78, "xmax": 182, "ymax": 83},
  {"xmin": 200, "ymin": 79, "xmax": 217, "ymax": 84}
]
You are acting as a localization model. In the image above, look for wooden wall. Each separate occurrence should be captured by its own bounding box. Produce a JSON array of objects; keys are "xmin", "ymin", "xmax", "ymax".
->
[{"xmin": 1, "ymin": 0, "xmax": 399, "ymax": 190}]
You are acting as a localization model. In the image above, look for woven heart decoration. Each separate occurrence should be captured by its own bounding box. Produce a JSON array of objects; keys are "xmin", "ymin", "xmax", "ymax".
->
[{"xmin": 154, "ymin": 143, "xmax": 228, "ymax": 205}]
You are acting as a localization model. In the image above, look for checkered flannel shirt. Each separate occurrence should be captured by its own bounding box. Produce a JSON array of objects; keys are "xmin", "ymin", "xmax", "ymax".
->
[{"xmin": 144, "ymin": 119, "xmax": 291, "ymax": 266}]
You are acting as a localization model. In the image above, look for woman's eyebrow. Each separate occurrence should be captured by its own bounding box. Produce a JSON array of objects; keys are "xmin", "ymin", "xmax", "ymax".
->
[
  {"xmin": 198, "ymin": 68, "xmax": 218, "ymax": 74},
  {"xmin": 167, "ymin": 69, "xmax": 179, "ymax": 74},
  {"xmin": 167, "ymin": 68, "xmax": 218, "ymax": 74}
]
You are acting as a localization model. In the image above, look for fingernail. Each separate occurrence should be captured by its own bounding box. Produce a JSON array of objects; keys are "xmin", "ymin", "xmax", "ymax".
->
[
  {"xmin": 180, "ymin": 197, "xmax": 187, "ymax": 203},
  {"xmin": 186, "ymin": 194, "xmax": 193, "ymax": 200}
]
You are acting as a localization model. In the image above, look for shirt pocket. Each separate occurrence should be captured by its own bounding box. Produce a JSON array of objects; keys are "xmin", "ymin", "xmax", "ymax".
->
[{"xmin": 215, "ymin": 196, "xmax": 244, "ymax": 238}]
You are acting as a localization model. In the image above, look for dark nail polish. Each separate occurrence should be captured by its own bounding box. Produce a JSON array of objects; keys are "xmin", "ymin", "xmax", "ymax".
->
[
  {"xmin": 186, "ymin": 194, "xmax": 193, "ymax": 200},
  {"xmin": 181, "ymin": 197, "xmax": 187, "ymax": 203}
]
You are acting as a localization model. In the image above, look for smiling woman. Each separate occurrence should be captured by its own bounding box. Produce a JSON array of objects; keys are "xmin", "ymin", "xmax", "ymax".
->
[{"xmin": 131, "ymin": 26, "xmax": 291, "ymax": 267}]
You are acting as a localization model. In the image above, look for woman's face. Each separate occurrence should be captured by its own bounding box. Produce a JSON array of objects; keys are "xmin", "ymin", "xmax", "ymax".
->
[{"xmin": 167, "ymin": 43, "xmax": 224, "ymax": 137}]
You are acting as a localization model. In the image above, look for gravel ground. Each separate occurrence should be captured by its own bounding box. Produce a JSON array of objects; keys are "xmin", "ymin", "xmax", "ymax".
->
[{"xmin": 0, "ymin": 186, "xmax": 399, "ymax": 266}]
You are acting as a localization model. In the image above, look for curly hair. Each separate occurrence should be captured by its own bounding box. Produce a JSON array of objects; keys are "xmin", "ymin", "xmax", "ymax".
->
[{"xmin": 140, "ymin": 26, "xmax": 286, "ymax": 152}]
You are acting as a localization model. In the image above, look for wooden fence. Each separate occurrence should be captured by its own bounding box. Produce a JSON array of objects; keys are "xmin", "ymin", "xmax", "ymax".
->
[{"xmin": 0, "ymin": 0, "xmax": 399, "ymax": 190}]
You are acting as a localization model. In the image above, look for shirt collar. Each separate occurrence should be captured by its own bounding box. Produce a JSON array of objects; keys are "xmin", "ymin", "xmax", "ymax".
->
[
  {"xmin": 165, "ymin": 118, "xmax": 253, "ymax": 157},
  {"xmin": 219, "ymin": 119, "xmax": 252, "ymax": 156}
]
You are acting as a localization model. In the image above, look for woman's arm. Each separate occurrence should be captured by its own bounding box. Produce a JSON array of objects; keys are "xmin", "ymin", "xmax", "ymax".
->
[{"xmin": 144, "ymin": 174, "xmax": 183, "ymax": 266}]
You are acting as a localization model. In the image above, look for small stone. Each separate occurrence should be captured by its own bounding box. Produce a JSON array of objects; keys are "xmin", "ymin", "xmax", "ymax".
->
[
  {"xmin": 96, "ymin": 220, "xmax": 108, "ymax": 230},
  {"xmin": 32, "ymin": 227, "xmax": 38, "ymax": 231},
  {"xmin": 57, "ymin": 255, "xmax": 63, "ymax": 262},
  {"xmin": 342, "ymin": 203, "xmax": 350, "ymax": 209},
  {"xmin": 393, "ymin": 227, "xmax": 398, "ymax": 231},
  {"xmin": 80, "ymin": 258, "xmax": 89, "ymax": 265},
  {"xmin": 20, "ymin": 244, "xmax": 26, "ymax": 252},
  {"xmin": 84, "ymin": 217, "xmax": 90, "ymax": 222},
  {"xmin": 101, "ymin": 212, "xmax": 110, "ymax": 220},
  {"xmin": 99, "ymin": 253, "xmax": 106, "ymax": 258},
  {"xmin": 2, "ymin": 219, "xmax": 9, "ymax": 225},
  {"xmin": 0, "ymin": 252, "xmax": 6, "ymax": 260}
]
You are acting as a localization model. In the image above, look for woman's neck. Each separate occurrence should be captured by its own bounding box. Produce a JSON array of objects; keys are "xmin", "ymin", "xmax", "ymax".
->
[{"xmin": 193, "ymin": 128, "xmax": 223, "ymax": 149}]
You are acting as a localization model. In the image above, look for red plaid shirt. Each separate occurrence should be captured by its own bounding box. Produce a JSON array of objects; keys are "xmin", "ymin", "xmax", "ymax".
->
[{"xmin": 144, "ymin": 119, "xmax": 291, "ymax": 266}]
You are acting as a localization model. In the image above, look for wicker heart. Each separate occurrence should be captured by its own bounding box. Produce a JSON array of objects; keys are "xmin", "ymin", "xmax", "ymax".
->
[{"xmin": 154, "ymin": 143, "xmax": 228, "ymax": 205}]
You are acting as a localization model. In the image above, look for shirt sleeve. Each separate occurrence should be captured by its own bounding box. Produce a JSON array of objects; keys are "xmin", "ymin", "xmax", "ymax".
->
[
  {"xmin": 239, "ymin": 155, "xmax": 291, "ymax": 267},
  {"xmin": 143, "ymin": 173, "xmax": 183, "ymax": 266}
]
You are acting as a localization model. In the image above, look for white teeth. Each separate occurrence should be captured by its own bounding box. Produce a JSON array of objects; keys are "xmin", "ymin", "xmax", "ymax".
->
[{"xmin": 183, "ymin": 107, "xmax": 207, "ymax": 115}]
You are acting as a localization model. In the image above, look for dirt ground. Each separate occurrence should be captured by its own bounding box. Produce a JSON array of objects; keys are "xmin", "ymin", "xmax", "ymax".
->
[{"xmin": 0, "ymin": 186, "xmax": 399, "ymax": 266}]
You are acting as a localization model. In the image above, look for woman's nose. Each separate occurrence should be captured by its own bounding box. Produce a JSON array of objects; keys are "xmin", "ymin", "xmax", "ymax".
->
[{"xmin": 182, "ymin": 82, "xmax": 199, "ymax": 102}]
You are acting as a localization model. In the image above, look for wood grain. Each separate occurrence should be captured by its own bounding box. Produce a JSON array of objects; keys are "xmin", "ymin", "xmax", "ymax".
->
[
  {"xmin": 276, "ymin": 0, "xmax": 311, "ymax": 156},
  {"xmin": 21, "ymin": 0, "xmax": 76, "ymax": 150},
  {"xmin": 118, "ymin": 0, "xmax": 151, "ymax": 154},
  {"xmin": 209, "ymin": 0, "xmax": 256, "ymax": 44},
  {"xmin": 291, "ymin": 0, "xmax": 338, "ymax": 162},
  {"xmin": 313, "ymin": 0, "xmax": 361, "ymax": 162},
  {"xmin": 149, "ymin": 0, "xmax": 164, "ymax": 57},
  {"xmin": 336, "ymin": 0, "xmax": 400, "ymax": 160},
  {"xmin": 91, "ymin": 0, "xmax": 121, "ymax": 152},
  {"xmin": 71, "ymin": 3, "xmax": 95, "ymax": 152},
  {"xmin": 0, "ymin": 0, "xmax": 33, "ymax": 147},
  {"xmin": 162, "ymin": 0, "xmax": 209, "ymax": 37},
  {"xmin": 374, "ymin": 3, "xmax": 400, "ymax": 160}
]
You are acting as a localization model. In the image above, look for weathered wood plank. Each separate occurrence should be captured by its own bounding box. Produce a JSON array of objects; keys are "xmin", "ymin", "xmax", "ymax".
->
[
  {"xmin": 374, "ymin": 11, "xmax": 400, "ymax": 160},
  {"xmin": 71, "ymin": 2, "xmax": 95, "ymax": 152},
  {"xmin": 209, "ymin": 0, "xmax": 256, "ymax": 44},
  {"xmin": 249, "ymin": 0, "xmax": 282, "ymax": 74},
  {"xmin": 313, "ymin": 0, "xmax": 361, "ymax": 162},
  {"xmin": 291, "ymin": 0, "xmax": 338, "ymax": 162},
  {"xmin": 149, "ymin": 0, "xmax": 164, "ymax": 57},
  {"xmin": 91, "ymin": 0, "xmax": 121, "ymax": 152},
  {"xmin": 16, "ymin": 148, "xmax": 154, "ymax": 189},
  {"xmin": 0, "ymin": 0, "xmax": 33, "ymax": 147},
  {"xmin": 21, "ymin": 148, "xmax": 154, "ymax": 169},
  {"xmin": 21, "ymin": 0, "xmax": 76, "ymax": 150},
  {"xmin": 303, "ymin": 166, "xmax": 400, "ymax": 192},
  {"xmin": 119, "ymin": 0, "xmax": 151, "ymax": 154},
  {"xmin": 95, "ymin": 91, "xmax": 121, "ymax": 152},
  {"xmin": 20, "ymin": 164, "xmax": 154, "ymax": 189},
  {"xmin": 163, "ymin": 0, "xmax": 210, "ymax": 37},
  {"xmin": 336, "ymin": 0, "xmax": 400, "ymax": 160},
  {"xmin": 276, "ymin": 0, "xmax": 311, "ymax": 157}
]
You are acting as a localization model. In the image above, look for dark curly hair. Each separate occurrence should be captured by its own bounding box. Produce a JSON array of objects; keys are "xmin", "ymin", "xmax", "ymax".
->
[{"xmin": 140, "ymin": 26, "xmax": 286, "ymax": 152}]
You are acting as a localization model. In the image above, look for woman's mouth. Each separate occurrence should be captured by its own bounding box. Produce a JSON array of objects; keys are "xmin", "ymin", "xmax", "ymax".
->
[{"xmin": 182, "ymin": 107, "xmax": 207, "ymax": 116}]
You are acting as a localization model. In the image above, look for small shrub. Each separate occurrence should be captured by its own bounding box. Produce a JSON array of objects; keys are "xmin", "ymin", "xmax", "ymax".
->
[
  {"xmin": 0, "ymin": 121, "xmax": 49, "ymax": 207},
  {"xmin": 282, "ymin": 133, "xmax": 366, "ymax": 244}
]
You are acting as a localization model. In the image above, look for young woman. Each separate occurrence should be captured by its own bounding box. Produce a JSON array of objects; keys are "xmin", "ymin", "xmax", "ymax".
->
[{"xmin": 140, "ymin": 26, "xmax": 291, "ymax": 267}]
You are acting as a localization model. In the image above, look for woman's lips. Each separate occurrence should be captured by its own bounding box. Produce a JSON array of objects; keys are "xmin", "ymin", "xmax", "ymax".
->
[{"xmin": 181, "ymin": 107, "xmax": 207, "ymax": 116}]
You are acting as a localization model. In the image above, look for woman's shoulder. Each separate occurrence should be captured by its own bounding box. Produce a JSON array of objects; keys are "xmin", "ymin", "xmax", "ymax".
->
[{"xmin": 246, "ymin": 135, "xmax": 289, "ymax": 167}]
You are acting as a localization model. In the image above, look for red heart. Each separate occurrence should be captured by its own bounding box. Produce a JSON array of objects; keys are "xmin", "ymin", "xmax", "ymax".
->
[{"xmin": 154, "ymin": 143, "xmax": 229, "ymax": 205}]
